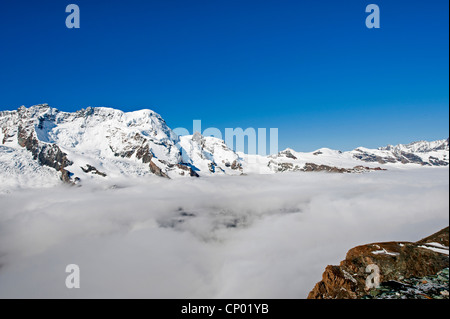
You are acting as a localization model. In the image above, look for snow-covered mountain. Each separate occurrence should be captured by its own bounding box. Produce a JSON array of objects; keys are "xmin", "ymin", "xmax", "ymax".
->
[
  {"xmin": 261, "ymin": 138, "xmax": 449, "ymax": 173},
  {"xmin": 353, "ymin": 139, "xmax": 449, "ymax": 166},
  {"xmin": 0, "ymin": 104, "xmax": 448, "ymax": 191},
  {"xmin": 0, "ymin": 104, "xmax": 245, "ymax": 187},
  {"xmin": 241, "ymin": 139, "xmax": 448, "ymax": 175},
  {"xmin": 379, "ymin": 139, "xmax": 449, "ymax": 153},
  {"xmin": 179, "ymin": 132, "xmax": 243, "ymax": 175},
  {"xmin": 0, "ymin": 105, "xmax": 194, "ymax": 183}
]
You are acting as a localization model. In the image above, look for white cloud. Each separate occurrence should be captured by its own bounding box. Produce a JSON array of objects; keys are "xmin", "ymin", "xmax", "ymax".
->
[{"xmin": 0, "ymin": 168, "xmax": 448, "ymax": 298}]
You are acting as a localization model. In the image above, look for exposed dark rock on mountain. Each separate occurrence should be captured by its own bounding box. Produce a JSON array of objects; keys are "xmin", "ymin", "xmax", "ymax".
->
[
  {"xmin": 135, "ymin": 144, "xmax": 154, "ymax": 164},
  {"xmin": 308, "ymin": 227, "xmax": 449, "ymax": 299},
  {"xmin": 280, "ymin": 149, "xmax": 298, "ymax": 160},
  {"xmin": 176, "ymin": 164, "xmax": 200, "ymax": 177},
  {"xmin": 81, "ymin": 164, "xmax": 107, "ymax": 177},
  {"xmin": 353, "ymin": 150, "xmax": 397, "ymax": 164},
  {"xmin": 231, "ymin": 160, "xmax": 243, "ymax": 170},
  {"xmin": 268, "ymin": 161, "xmax": 301, "ymax": 172},
  {"xmin": 17, "ymin": 125, "xmax": 74, "ymax": 183},
  {"xmin": 268, "ymin": 161, "xmax": 386, "ymax": 173},
  {"xmin": 313, "ymin": 151, "xmax": 323, "ymax": 156},
  {"xmin": 302, "ymin": 163, "xmax": 386, "ymax": 173},
  {"xmin": 149, "ymin": 159, "xmax": 169, "ymax": 178}
]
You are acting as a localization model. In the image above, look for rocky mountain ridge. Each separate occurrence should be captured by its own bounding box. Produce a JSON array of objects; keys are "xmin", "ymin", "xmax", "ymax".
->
[{"xmin": 308, "ymin": 227, "xmax": 449, "ymax": 299}]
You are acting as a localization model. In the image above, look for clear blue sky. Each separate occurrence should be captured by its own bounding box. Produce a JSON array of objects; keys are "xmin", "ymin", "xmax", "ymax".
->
[{"xmin": 0, "ymin": 0, "xmax": 448, "ymax": 152}]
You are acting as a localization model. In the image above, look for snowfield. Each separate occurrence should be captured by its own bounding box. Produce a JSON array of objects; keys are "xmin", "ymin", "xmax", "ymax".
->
[
  {"xmin": 0, "ymin": 145, "xmax": 60, "ymax": 192},
  {"xmin": 0, "ymin": 167, "xmax": 448, "ymax": 298}
]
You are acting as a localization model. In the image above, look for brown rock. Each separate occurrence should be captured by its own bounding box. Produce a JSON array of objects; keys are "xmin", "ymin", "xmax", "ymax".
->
[
  {"xmin": 231, "ymin": 160, "xmax": 242, "ymax": 170},
  {"xmin": 135, "ymin": 144, "xmax": 153, "ymax": 164},
  {"xmin": 81, "ymin": 164, "xmax": 107, "ymax": 177},
  {"xmin": 17, "ymin": 126, "xmax": 74, "ymax": 183},
  {"xmin": 149, "ymin": 160, "xmax": 169, "ymax": 178},
  {"xmin": 308, "ymin": 227, "xmax": 449, "ymax": 299},
  {"xmin": 176, "ymin": 164, "xmax": 200, "ymax": 177}
]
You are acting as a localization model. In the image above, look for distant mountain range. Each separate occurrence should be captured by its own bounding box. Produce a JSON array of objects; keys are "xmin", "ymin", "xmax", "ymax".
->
[{"xmin": 0, "ymin": 104, "xmax": 448, "ymax": 189}]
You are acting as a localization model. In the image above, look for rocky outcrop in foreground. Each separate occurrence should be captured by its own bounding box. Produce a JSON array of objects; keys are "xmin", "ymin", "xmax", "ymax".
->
[
  {"xmin": 362, "ymin": 267, "xmax": 449, "ymax": 299},
  {"xmin": 308, "ymin": 227, "xmax": 449, "ymax": 299}
]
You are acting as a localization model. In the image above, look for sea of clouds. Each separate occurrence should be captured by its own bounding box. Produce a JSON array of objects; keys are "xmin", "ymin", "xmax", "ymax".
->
[{"xmin": 0, "ymin": 168, "xmax": 448, "ymax": 298}]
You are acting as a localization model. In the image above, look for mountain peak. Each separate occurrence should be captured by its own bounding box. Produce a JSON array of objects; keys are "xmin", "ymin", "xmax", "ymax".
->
[
  {"xmin": 378, "ymin": 139, "xmax": 449, "ymax": 153},
  {"xmin": 192, "ymin": 131, "xmax": 204, "ymax": 143}
]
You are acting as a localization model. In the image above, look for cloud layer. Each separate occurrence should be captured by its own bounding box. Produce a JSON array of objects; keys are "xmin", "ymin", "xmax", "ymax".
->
[{"xmin": 0, "ymin": 168, "xmax": 448, "ymax": 298}]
